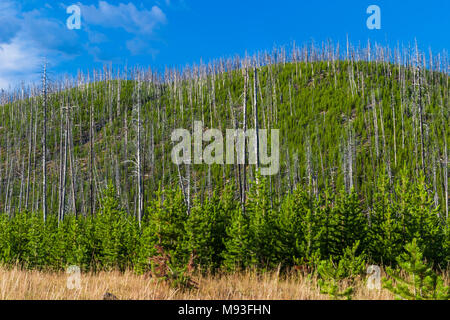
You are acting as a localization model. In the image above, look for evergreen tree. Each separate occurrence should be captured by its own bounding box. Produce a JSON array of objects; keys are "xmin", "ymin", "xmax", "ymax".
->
[
  {"xmin": 184, "ymin": 191, "xmax": 228, "ymax": 271},
  {"xmin": 329, "ymin": 189, "xmax": 367, "ymax": 257},
  {"xmin": 135, "ymin": 186, "xmax": 187, "ymax": 273},
  {"xmin": 222, "ymin": 207, "xmax": 254, "ymax": 271},
  {"xmin": 383, "ymin": 239, "xmax": 450, "ymax": 300},
  {"xmin": 246, "ymin": 174, "xmax": 278, "ymax": 268},
  {"xmin": 368, "ymin": 170, "xmax": 403, "ymax": 264}
]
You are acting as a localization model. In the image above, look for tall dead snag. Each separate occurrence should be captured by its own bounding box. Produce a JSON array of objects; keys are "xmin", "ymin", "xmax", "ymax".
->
[
  {"xmin": 253, "ymin": 66, "xmax": 260, "ymax": 174},
  {"xmin": 391, "ymin": 92, "xmax": 397, "ymax": 167},
  {"xmin": 68, "ymin": 104, "xmax": 77, "ymax": 216},
  {"xmin": 25, "ymin": 95, "xmax": 34, "ymax": 210},
  {"xmin": 58, "ymin": 99, "xmax": 65, "ymax": 223},
  {"xmin": 440, "ymin": 91, "xmax": 448, "ymax": 220},
  {"xmin": 32, "ymin": 87, "xmax": 39, "ymax": 213},
  {"xmin": 122, "ymin": 70, "xmax": 130, "ymax": 213},
  {"xmin": 378, "ymin": 92, "xmax": 391, "ymax": 184},
  {"xmin": 207, "ymin": 68, "xmax": 215, "ymax": 198},
  {"xmin": 60, "ymin": 103, "xmax": 68, "ymax": 223},
  {"xmin": 241, "ymin": 64, "xmax": 249, "ymax": 213},
  {"xmin": 400, "ymin": 69, "xmax": 406, "ymax": 150},
  {"xmin": 347, "ymin": 126, "xmax": 354, "ymax": 191},
  {"xmin": 412, "ymin": 43, "xmax": 425, "ymax": 176},
  {"xmin": 89, "ymin": 75, "xmax": 94, "ymax": 217},
  {"xmin": 306, "ymin": 138, "xmax": 313, "ymax": 193},
  {"xmin": 371, "ymin": 92, "xmax": 380, "ymax": 161},
  {"xmin": 42, "ymin": 63, "xmax": 48, "ymax": 222},
  {"xmin": 136, "ymin": 73, "xmax": 143, "ymax": 226},
  {"xmin": 444, "ymin": 130, "xmax": 448, "ymax": 220},
  {"xmin": 229, "ymin": 89, "xmax": 242, "ymax": 202},
  {"xmin": 418, "ymin": 59, "xmax": 426, "ymax": 175}
]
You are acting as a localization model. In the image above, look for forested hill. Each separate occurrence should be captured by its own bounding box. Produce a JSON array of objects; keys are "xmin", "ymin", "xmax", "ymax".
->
[{"xmin": 0, "ymin": 43, "xmax": 448, "ymax": 223}]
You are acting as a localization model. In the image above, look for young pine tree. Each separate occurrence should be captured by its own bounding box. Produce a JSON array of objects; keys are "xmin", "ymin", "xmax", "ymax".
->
[
  {"xmin": 135, "ymin": 186, "xmax": 187, "ymax": 273},
  {"xmin": 184, "ymin": 191, "xmax": 229, "ymax": 271},
  {"xmin": 383, "ymin": 239, "xmax": 450, "ymax": 300},
  {"xmin": 368, "ymin": 170, "xmax": 403, "ymax": 264}
]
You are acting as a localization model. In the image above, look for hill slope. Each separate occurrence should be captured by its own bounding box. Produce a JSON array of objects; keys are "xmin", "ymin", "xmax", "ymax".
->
[
  {"xmin": 0, "ymin": 43, "xmax": 449, "ymax": 272},
  {"xmin": 0, "ymin": 46, "xmax": 448, "ymax": 219}
]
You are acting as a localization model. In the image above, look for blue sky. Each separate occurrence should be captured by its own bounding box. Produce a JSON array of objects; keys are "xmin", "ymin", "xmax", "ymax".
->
[{"xmin": 0, "ymin": 0, "xmax": 449, "ymax": 89}]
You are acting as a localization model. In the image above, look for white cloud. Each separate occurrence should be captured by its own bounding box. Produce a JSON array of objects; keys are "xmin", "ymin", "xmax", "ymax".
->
[
  {"xmin": 0, "ymin": 40, "xmax": 41, "ymax": 72},
  {"xmin": 0, "ymin": 1, "xmax": 21, "ymax": 43},
  {"xmin": 88, "ymin": 30, "xmax": 108, "ymax": 44},
  {"xmin": 80, "ymin": 1, "xmax": 167, "ymax": 55},
  {"xmin": 0, "ymin": 39, "xmax": 43, "ymax": 90},
  {"xmin": 80, "ymin": 1, "xmax": 166, "ymax": 35},
  {"xmin": 0, "ymin": 1, "xmax": 80, "ymax": 90},
  {"xmin": 0, "ymin": 1, "xmax": 169, "ymax": 90},
  {"xmin": 126, "ymin": 37, "xmax": 159, "ymax": 56}
]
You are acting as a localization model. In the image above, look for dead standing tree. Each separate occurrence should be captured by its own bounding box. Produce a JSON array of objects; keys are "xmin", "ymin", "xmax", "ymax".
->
[
  {"xmin": 135, "ymin": 72, "xmax": 143, "ymax": 226},
  {"xmin": 242, "ymin": 62, "xmax": 249, "ymax": 205},
  {"xmin": 253, "ymin": 65, "xmax": 260, "ymax": 180},
  {"xmin": 42, "ymin": 63, "xmax": 48, "ymax": 223}
]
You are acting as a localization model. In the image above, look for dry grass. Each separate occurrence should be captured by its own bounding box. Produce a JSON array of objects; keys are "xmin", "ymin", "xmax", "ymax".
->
[{"xmin": 0, "ymin": 266, "xmax": 418, "ymax": 300}]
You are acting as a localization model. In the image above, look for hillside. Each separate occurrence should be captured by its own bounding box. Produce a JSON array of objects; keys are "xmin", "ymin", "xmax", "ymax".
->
[
  {"xmin": 0, "ymin": 43, "xmax": 449, "ymax": 275},
  {"xmin": 1, "ymin": 45, "xmax": 448, "ymax": 218}
]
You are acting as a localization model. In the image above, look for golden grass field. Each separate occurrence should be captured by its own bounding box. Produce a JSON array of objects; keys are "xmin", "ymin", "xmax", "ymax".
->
[{"xmin": 3, "ymin": 266, "xmax": 442, "ymax": 300}]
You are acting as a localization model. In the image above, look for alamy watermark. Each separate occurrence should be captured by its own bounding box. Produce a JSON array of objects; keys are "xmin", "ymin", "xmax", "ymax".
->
[
  {"xmin": 66, "ymin": 4, "xmax": 81, "ymax": 30},
  {"xmin": 366, "ymin": 5, "xmax": 381, "ymax": 30},
  {"xmin": 171, "ymin": 121, "xmax": 280, "ymax": 176},
  {"xmin": 66, "ymin": 265, "xmax": 81, "ymax": 290},
  {"xmin": 366, "ymin": 265, "xmax": 381, "ymax": 290}
]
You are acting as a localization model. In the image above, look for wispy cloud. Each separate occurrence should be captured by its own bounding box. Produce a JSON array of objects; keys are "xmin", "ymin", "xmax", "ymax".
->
[
  {"xmin": 0, "ymin": 1, "xmax": 168, "ymax": 90},
  {"xmin": 0, "ymin": 1, "xmax": 21, "ymax": 43},
  {"xmin": 80, "ymin": 1, "xmax": 167, "ymax": 56},
  {"xmin": 0, "ymin": 0, "xmax": 80, "ymax": 90},
  {"xmin": 0, "ymin": 40, "xmax": 42, "ymax": 90},
  {"xmin": 80, "ymin": 1, "xmax": 166, "ymax": 35}
]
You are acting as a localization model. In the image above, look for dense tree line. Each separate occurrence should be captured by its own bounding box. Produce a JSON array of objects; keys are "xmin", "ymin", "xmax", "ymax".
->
[{"xmin": 0, "ymin": 173, "xmax": 448, "ymax": 272}]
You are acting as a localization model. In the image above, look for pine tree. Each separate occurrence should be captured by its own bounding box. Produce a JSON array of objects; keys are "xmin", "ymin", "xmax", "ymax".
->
[
  {"xmin": 184, "ymin": 191, "xmax": 228, "ymax": 270},
  {"xmin": 246, "ymin": 174, "xmax": 278, "ymax": 268},
  {"xmin": 368, "ymin": 170, "xmax": 403, "ymax": 264},
  {"xmin": 383, "ymin": 239, "xmax": 450, "ymax": 300},
  {"xmin": 293, "ymin": 189, "xmax": 321, "ymax": 261},
  {"xmin": 93, "ymin": 182, "xmax": 137, "ymax": 271},
  {"xmin": 317, "ymin": 241, "xmax": 365, "ymax": 300},
  {"xmin": 222, "ymin": 207, "xmax": 254, "ymax": 271},
  {"xmin": 403, "ymin": 175, "xmax": 444, "ymax": 264},
  {"xmin": 135, "ymin": 186, "xmax": 187, "ymax": 273},
  {"xmin": 330, "ymin": 189, "xmax": 367, "ymax": 257}
]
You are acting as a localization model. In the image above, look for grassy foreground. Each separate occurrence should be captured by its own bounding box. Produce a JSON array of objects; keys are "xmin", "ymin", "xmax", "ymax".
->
[{"xmin": 3, "ymin": 267, "xmax": 446, "ymax": 300}]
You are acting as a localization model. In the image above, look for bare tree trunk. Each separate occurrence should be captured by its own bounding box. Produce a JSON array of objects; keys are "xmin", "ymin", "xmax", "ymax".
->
[
  {"xmin": 136, "ymin": 75, "xmax": 143, "ymax": 226},
  {"xmin": 391, "ymin": 92, "xmax": 397, "ymax": 167},
  {"xmin": 60, "ymin": 106, "xmax": 68, "ymax": 222},
  {"xmin": 348, "ymin": 127, "xmax": 354, "ymax": 191},
  {"xmin": 242, "ymin": 65, "xmax": 248, "ymax": 212},
  {"xmin": 25, "ymin": 98, "xmax": 34, "ymax": 210},
  {"xmin": 18, "ymin": 157, "xmax": 24, "ymax": 213},
  {"xmin": 68, "ymin": 105, "xmax": 77, "ymax": 216},
  {"xmin": 42, "ymin": 63, "xmax": 48, "ymax": 222},
  {"xmin": 372, "ymin": 92, "xmax": 380, "ymax": 161},
  {"xmin": 253, "ymin": 67, "xmax": 260, "ymax": 173},
  {"xmin": 418, "ymin": 65, "xmax": 426, "ymax": 174},
  {"xmin": 58, "ymin": 103, "xmax": 64, "ymax": 223},
  {"xmin": 89, "ymin": 84, "xmax": 94, "ymax": 216},
  {"xmin": 440, "ymin": 92, "xmax": 448, "ymax": 219}
]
